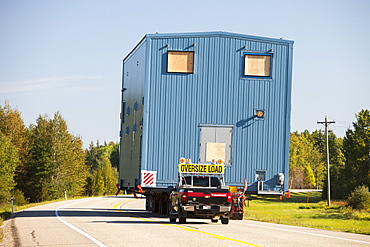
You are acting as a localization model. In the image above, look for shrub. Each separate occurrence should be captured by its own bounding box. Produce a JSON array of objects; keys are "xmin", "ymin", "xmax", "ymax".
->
[
  {"xmin": 12, "ymin": 189, "xmax": 28, "ymax": 206},
  {"xmin": 346, "ymin": 185, "xmax": 370, "ymax": 210}
]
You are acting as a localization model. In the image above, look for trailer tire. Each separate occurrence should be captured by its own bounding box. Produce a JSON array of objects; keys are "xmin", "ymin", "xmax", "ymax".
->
[
  {"xmin": 179, "ymin": 217, "xmax": 186, "ymax": 224},
  {"xmin": 238, "ymin": 213, "xmax": 243, "ymax": 220},
  {"xmin": 146, "ymin": 196, "xmax": 152, "ymax": 211},
  {"xmin": 169, "ymin": 216, "xmax": 176, "ymax": 223},
  {"xmin": 211, "ymin": 218, "xmax": 218, "ymax": 223},
  {"xmin": 221, "ymin": 217, "xmax": 229, "ymax": 225}
]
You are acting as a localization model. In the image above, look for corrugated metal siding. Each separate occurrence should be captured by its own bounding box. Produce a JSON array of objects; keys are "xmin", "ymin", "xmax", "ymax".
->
[
  {"xmin": 120, "ymin": 32, "xmax": 293, "ymax": 191},
  {"xmin": 119, "ymin": 39, "xmax": 147, "ymax": 186}
]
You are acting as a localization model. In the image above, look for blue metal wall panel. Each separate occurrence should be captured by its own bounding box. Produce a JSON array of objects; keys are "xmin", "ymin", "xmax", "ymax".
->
[
  {"xmin": 119, "ymin": 39, "xmax": 147, "ymax": 186},
  {"xmin": 120, "ymin": 32, "xmax": 293, "ymax": 191}
]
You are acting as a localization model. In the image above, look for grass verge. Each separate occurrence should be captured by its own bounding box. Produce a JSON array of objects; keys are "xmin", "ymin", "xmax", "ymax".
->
[{"xmin": 244, "ymin": 192, "xmax": 370, "ymax": 235}]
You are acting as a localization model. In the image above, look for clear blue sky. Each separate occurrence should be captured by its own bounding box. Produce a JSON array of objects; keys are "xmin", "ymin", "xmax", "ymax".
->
[{"xmin": 1, "ymin": 0, "xmax": 369, "ymax": 148}]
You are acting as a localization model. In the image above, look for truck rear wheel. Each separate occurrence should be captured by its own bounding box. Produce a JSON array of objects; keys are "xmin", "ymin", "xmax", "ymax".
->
[
  {"xmin": 211, "ymin": 218, "xmax": 218, "ymax": 223},
  {"xmin": 221, "ymin": 217, "xmax": 229, "ymax": 225}
]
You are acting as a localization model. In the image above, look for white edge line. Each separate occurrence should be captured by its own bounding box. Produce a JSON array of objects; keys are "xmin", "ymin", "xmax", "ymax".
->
[
  {"xmin": 55, "ymin": 198, "xmax": 107, "ymax": 247},
  {"xmin": 236, "ymin": 221, "xmax": 370, "ymax": 245}
]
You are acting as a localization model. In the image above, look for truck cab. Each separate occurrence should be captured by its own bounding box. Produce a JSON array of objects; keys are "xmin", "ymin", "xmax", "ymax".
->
[{"xmin": 169, "ymin": 160, "xmax": 232, "ymax": 224}]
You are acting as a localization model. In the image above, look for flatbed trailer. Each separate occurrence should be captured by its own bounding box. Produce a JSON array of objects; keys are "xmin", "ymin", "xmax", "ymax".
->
[
  {"xmin": 119, "ymin": 181, "xmax": 174, "ymax": 215},
  {"xmin": 142, "ymin": 187, "xmax": 173, "ymax": 215}
]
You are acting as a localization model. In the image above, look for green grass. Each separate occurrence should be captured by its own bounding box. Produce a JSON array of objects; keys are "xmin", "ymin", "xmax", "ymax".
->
[{"xmin": 244, "ymin": 192, "xmax": 370, "ymax": 235}]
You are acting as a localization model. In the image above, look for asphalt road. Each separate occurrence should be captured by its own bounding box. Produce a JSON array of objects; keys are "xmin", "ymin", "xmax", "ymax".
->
[{"xmin": 3, "ymin": 195, "xmax": 370, "ymax": 247}]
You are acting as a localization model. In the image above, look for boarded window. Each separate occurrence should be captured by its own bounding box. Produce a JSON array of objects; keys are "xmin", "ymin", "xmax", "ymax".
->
[
  {"xmin": 167, "ymin": 51, "xmax": 194, "ymax": 73},
  {"xmin": 244, "ymin": 53, "xmax": 271, "ymax": 78},
  {"xmin": 205, "ymin": 142, "xmax": 226, "ymax": 163},
  {"xmin": 199, "ymin": 125, "xmax": 232, "ymax": 166}
]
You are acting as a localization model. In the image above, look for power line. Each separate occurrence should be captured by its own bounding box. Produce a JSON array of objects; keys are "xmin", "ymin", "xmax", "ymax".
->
[{"xmin": 328, "ymin": 116, "xmax": 352, "ymax": 129}]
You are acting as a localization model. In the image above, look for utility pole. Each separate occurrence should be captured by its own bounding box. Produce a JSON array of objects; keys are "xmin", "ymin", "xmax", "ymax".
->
[{"xmin": 317, "ymin": 116, "xmax": 335, "ymax": 206}]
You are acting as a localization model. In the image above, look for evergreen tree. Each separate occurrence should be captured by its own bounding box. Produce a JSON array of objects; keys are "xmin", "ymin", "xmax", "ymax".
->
[
  {"xmin": 324, "ymin": 133, "xmax": 345, "ymax": 199},
  {"xmin": 85, "ymin": 142, "xmax": 118, "ymax": 196},
  {"xmin": 311, "ymin": 130, "xmax": 345, "ymax": 199},
  {"xmin": 342, "ymin": 109, "xmax": 370, "ymax": 196},
  {"xmin": 27, "ymin": 116, "xmax": 52, "ymax": 201},
  {"xmin": 109, "ymin": 142, "xmax": 119, "ymax": 168}
]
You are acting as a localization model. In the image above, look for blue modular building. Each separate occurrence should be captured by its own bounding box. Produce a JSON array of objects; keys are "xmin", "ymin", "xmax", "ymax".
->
[{"xmin": 119, "ymin": 31, "xmax": 294, "ymax": 194}]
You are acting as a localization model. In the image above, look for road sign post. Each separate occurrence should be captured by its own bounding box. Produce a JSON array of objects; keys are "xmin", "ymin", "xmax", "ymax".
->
[{"xmin": 11, "ymin": 196, "xmax": 14, "ymax": 215}]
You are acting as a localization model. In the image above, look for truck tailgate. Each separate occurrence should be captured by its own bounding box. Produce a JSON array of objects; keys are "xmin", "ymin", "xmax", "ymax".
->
[{"xmin": 185, "ymin": 188, "xmax": 230, "ymax": 204}]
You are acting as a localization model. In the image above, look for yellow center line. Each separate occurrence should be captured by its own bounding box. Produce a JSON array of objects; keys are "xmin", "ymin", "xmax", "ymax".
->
[
  {"xmin": 112, "ymin": 199, "xmax": 136, "ymax": 210},
  {"xmin": 162, "ymin": 223, "xmax": 260, "ymax": 246},
  {"xmin": 112, "ymin": 200, "xmax": 260, "ymax": 246}
]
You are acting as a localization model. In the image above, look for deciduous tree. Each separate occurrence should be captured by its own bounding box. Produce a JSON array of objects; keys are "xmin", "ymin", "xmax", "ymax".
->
[
  {"xmin": 27, "ymin": 112, "xmax": 87, "ymax": 202},
  {"xmin": 0, "ymin": 133, "xmax": 19, "ymax": 203},
  {"xmin": 289, "ymin": 131, "xmax": 324, "ymax": 189},
  {"xmin": 0, "ymin": 101, "xmax": 30, "ymax": 198}
]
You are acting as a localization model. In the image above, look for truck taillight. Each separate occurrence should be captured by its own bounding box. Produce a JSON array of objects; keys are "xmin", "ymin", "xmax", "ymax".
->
[
  {"xmin": 181, "ymin": 192, "xmax": 188, "ymax": 202},
  {"xmin": 226, "ymin": 192, "xmax": 232, "ymax": 203}
]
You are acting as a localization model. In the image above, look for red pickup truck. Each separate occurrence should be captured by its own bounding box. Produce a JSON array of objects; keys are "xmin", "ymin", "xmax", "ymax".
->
[{"xmin": 169, "ymin": 170, "xmax": 232, "ymax": 224}]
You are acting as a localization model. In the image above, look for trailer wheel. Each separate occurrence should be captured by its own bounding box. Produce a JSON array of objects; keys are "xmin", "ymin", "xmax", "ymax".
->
[
  {"xmin": 145, "ymin": 196, "xmax": 152, "ymax": 211},
  {"xmin": 211, "ymin": 218, "xmax": 218, "ymax": 223},
  {"xmin": 238, "ymin": 213, "xmax": 243, "ymax": 220},
  {"xmin": 169, "ymin": 216, "xmax": 177, "ymax": 223},
  {"xmin": 221, "ymin": 217, "xmax": 229, "ymax": 225},
  {"xmin": 179, "ymin": 217, "xmax": 186, "ymax": 224}
]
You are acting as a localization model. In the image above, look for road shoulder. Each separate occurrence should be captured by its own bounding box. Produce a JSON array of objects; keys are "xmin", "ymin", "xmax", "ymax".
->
[{"xmin": 1, "ymin": 217, "xmax": 20, "ymax": 247}]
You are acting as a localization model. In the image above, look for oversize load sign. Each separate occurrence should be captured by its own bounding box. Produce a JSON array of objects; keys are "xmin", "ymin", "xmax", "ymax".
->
[{"xmin": 178, "ymin": 164, "xmax": 224, "ymax": 174}]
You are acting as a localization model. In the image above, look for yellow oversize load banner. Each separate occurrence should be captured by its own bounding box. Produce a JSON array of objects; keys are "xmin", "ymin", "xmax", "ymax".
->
[{"xmin": 178, "ymin": 163, "xmax": 224, "ymax": 174}]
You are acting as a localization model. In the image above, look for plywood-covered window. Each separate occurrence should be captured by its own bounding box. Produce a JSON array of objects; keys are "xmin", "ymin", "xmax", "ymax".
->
[
  {"xmin": 244, "ymin": 53, "xmax": 272, "ymax": 78},
  {"xmin": 167, "ymin": 51, "xmax": 194, "ymax": 73},
  {"xmin": 205, "ymin": 142, "xmax": 226, "ymax": 163}
]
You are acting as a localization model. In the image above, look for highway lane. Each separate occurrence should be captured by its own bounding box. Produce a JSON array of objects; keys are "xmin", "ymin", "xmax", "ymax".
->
[{"xmin": 5, "ymin": 195, "xmax": 370, "ymax": 246}]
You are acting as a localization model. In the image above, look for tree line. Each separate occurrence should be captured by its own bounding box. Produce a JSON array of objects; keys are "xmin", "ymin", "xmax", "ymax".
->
[
  {"xmin": 0, "ymin": 101, "xmax": 118, "ymax": 204},
  {"xmin": 0, "ymin": 100, "xmax": 369, "ymax": 205},
  {"xmin": 289, "ymin": 109, "xmax": 370, "ymax": 199}
]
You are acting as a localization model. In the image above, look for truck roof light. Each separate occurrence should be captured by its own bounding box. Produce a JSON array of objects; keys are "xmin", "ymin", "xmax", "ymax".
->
[
  {"xmin": 179, "ymin": 157, "xmax": 186, "ymax": 164},
  {"xmin": 217, "ymin": 158, "xmax": 224, "ymax": 164}
]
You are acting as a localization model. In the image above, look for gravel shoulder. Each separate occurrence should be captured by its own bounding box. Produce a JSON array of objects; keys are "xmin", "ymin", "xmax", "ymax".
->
[{"xmin": 1, "ymin": 216, "xmax": 20, "ymax": 247}]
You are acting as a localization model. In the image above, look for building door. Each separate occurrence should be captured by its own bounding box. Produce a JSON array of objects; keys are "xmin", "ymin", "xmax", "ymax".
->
[{"xmin": 199, "ymin": 125, "xmax": 233, "ymax": 165}]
